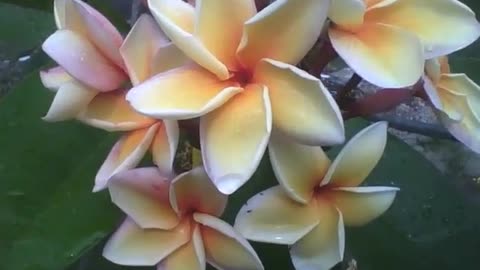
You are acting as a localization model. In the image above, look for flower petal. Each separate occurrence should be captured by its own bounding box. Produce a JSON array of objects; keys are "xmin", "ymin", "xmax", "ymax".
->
[
  {"xmin": 78, "ymin": 89, "xmax": 155, "ymax": 132},
  {"xmin": 148, "ymin": 0, "xmax": 195, "ymax": 33},
  {"xmin": 200, "ymin": 84, "xmax": 272, "ymax": 194},
  {"xmin": 94, "ymin": 125, "xmax": 159, "ymax": 192},
  {"xmin": 54, "ymin": 0, "xmax": 66, "ymax": 29},
  {"xmin": 103, "ymin": 217, "xmax": 190, "ymax": 266},
  {"xmin": 169, "ymin": 166, "xmax": 228, "ymax": 217},
  {"xmin": 43, "ymin": 80, "xmax": 98, "ymax": 122},
  {"xmin": 195, "ymin": 0, "xmax": 256, "ymax": 70},
  {"xmin": 107, "ymin": 167, "xmax": 180, "ymax": 229},
  {"xmin": 321, "ymin": 122, "xmax": 388, "ymax": 187},
  {"xmin": 254, "ymin": 59, "xmax": 344, "ymax": 145},
  {"xmin": 269, "ymin": 132, "xmax": 330, "ymax": 204},
  {"xmin": 121, "ymin": 14, "xmax": 169, "ymax": 86},
  {"xmin": 329, "ymin": 0, "xmax": 366, "ymax": 27},
  {"xmin": 329, "ymin": 23, "xmax": 424, "ymax": 88},
  {"xmin": 151, "ymin": 120, "xmax": 179, "ymax": 175},
  {"xmin": 423, "ymin": 77, "xmax": 465, "ymax": 121},
  {"xmin": 151, "ymin": 43, "xmax": 191, "ymax": 74},
  {"xmin": 157, "ymin": 224, "xmax": 206, "ymax": 270},
  {"xmin": 127, "ymin": 65, "xmax": 241, "ymax": 120},
  {"xmin": 237, "ymin": 0, "xmax": 329, "ymax": 69},
  {"xmin": 70, "ymin": 0, "xmax": 125, "ymax": 69},
  {"xmin": 329, "ymin": 186, "xmax": 399, "ymax": 226},
  {"xmin": 440, "ymin": 108, "xmax": 480, "ymax": 154},
  {"xmin": 234, "ymin": 186, "xmax": 319, "ymax": 245},
  {"xmin": 40, "ymin": 66, "xmax": 73, "ymax": 91},
  {"xmin": 149, "ymin": 0, "xmax": 229, "ymax": 80},
  {"xmin": 194, "ymin": 213, "xmax": 264, "ymax": 270},
  {"xmin": 365, "ymin": 0, "xmax": 480, "ymax": 58},
  {"xmin": 290, "ymin": 200, "xmax": 344, "ymax": 270},
  {"xmin": 42, "ymin": 30, "xmax": 126, "ymax": 91}
]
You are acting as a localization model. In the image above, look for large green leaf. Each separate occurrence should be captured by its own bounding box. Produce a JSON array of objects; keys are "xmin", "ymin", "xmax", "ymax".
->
[{"xmin": 0, "ymin": 72, "xmax": 122, "ymax": 270}]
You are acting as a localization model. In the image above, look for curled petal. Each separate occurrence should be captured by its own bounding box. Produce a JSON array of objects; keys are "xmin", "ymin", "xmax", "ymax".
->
[
  {"xmin": 438, "ymin": 74, "xmax": 480, "ymax": 118},
  {"xmin": 107, "ymin": 167, "xmax": 179, "ymax": 229},
  {"xmin": 440, "ymin": 109, "xmax": 480, "ymax": 154},
  {"xmin": 103, "ymin": 218, "xmax": 190, "ymax": 266},
  {"xmin": 149, "ymin": 0, "xmax": 229, "ymax": 80},
  {"xmin": 121, "ymin": 14, "xmax": 169, "ymax": 86},
  {"xmin": 127, "ymin": 66, "xmax": 241, "ymax": 119},
  {"xmin": 195, "ymin": 0, "xmax": 256, "ymax": 70},
  {"xmin": 151, "ymin": 120, "xmax": 179, "ymax": 175},
  {"xmin": 329, "ymin": 186, "xmax": 399, "ymax": 226},
  {"xmin": 43, "ymin": 80, "xmax": 98, "ymax": 122},
  {"xmin": 269, "ymin": 132, "xmax": 330, "ymax": 204},
  {"xmin": 40, "ymin": 66, "xmax": 73, "ymax": 91},
  {"xmin": 72, "ymin": 0, "xmax": 124, "ymax": 68},
  {"xmin": 54, "ymin": 0, "xmax": 66, "ymax": 29},
  {"xmin": 234, "ymin": 186, "xmax": 319, "ymax": 245},
  {"xmin": 42, "ymin": 30, "xmax": 126, "ymax": 91},
  {"xmin": 423, "ymin": 77, "xmax": 465, "ymax": 121},
  {"xmin": 237, "ymin": 0, "xmax": 329, "ymax": 69},
  {"xmin": 152, "ymin": 43, "xmax": 191, "ymax": 75},
  {"xmin": 200, "ymin": 84, "xmax": 272, "ymax": 194},
  {"xmin": 254, "ymin": 59, "xmax": 344, "ymax": 145},
  {"xmin": 329, "ymin": 0, "xmax": 366, "ymax": 27},
  {"xmin": 290, "ymin": 200, "xmax": 344, "ymax": 270},
  {"xmin": 425, "ymin": 58, "xmax": 442, "ymax": 84},
  {"xmin": 78, "ymin": 90, "xmax": 155, "ymax": 132},
  {"xmin": 169, "ymin": 166, "xmax": 228, "ymax": 217},
  {"xmin": 329, "ymin": 23, "xmax": 424, "ymax": 88},
  {"xmin": 365, "ymin": 0, "xmax": 480, "ymax": 58},
  {"xmin": 157, "ymin": 224, "xmax": 206, "ymax": 270},
  {"xmin": 321, "ymin": 122, "xmax": 388, "ymax": 187},
  {"xmin": 148, "ymin": 0, "xmax": 195, "ymax": 33},
  {"xmin": 94, "ymin": 125, "xmax": 159, "ymax": 192},
  {"xmin": 194, "ymin": 213, "xmax": 264, "ymax": 270}
]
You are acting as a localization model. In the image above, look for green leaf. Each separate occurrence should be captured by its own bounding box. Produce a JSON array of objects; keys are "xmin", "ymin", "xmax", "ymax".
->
[
  {"xmin": 0, "ymin": 72, "xmax": 122, "ymax": 270},
  {"xmin": 342, "ymin": 119, "xmax": 480, "ymax": 270}
]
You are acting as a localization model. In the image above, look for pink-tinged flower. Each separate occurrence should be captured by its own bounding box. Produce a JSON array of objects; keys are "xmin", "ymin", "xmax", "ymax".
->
[
  {"xmin": 235, "ymin": 122, "xmax": 399, "ymax": 270},
  {"xmin": 328, "ymin": 0, "xmax": 480, "ymax": 88},
  {"xmin": 423, "ymin": 57, "xmax": 480, "ymax": 153},
  {"xmin": 103, "ymin": 167, "xmax": 264, "ymax": 270},
  {"xmin": 127, "ymin": 0, "xmax": 344, "ymax": 195},
  {"xmin": 86, "ymin": 14, "xmax": 189, "ymax": 191},
  {"xmin": 43, "ymin": 0, "xmax": 127, "ymax": 91}
]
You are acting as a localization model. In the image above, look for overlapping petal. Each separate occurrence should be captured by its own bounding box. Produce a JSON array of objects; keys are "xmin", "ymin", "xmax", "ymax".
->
[
  {"xmin": 94, "ymin": 125, "xmax": 159, "ymax": 192},
  {"xmin": 365, "ymin": 0, "xmax": 480, "ymax": 58},
  {"xmin": 103, "ymin": 218, "xmax": 190, "ymax": 266},
  {"xmin": 42, "ymin": 30, "xmax": 126, "ymax": 91},
  {"xmin": 423, "ymin": 79, "xmax": 465, "ymax": 121},
  {"xmin": 329, "ymin": 23, "xmax": 424, "ymax": 88},
  {"xmin": 440, "ymin": 107, "xmax": 480, "ymax": 153},
  {"xmin": 151, "ymin": 43, "xmax": 190, "ymax": 74},
  {"xmin": 169, "ymin": 167, "xmax": 228, "ymax": 217},
  {"xmin": 148, "ymin": 0, "xmax": 195, "ymax": 33},
  {"xmin": 121, "ymin": 14, "xmax": 169, "ymax": 86},
  {"xmin": 269, "ymin": 132, "xmax": 330, "ymax": 204},
  {"xmin": 195, "ymin": 0, "xmax": 256, "ymax": 70},
  {"xmin": 234, "ymin": 186, "xmax": 319, "ymax": 245},
  {"xmin": 290, "ymin": 200, "xmax": 345, "ymax": 270},
  {"xmin": 127, "ymin": 66, "xmax": 241, "ymax": 119},
  {"xmin": 107, "ymin": 167, "xmax": 179, "ymax": 229},
  {"xmin": 200, "ymin": 84, "xmax": 271, "ymax": 194},
  {"xmin": 151, "ymin": 121, "xmax": 179, "ymax": 175},
  {"xmin": 237, "ymin": 0, "xmax": 329, "ymax": 69},
  {"xmin": 78, "ymin": 90, "xmax": 155, "ymax": 131},
  {"xmin": 254, "ymin": 59, "xmax": 344, "ymax": 145},
  {"xmin": 321, "ymin": 122, "xmax": 388, "ymax": 187},
  {"xmin": 149, "ymin": 0, "xmax": 229, "ymax": 80},
  {"xmin": 329, "ymin": 186, "xmax": 399, "ymax": 226},
  {"xmin": 157, "ymin": 224, "xmax": 206, "ymax": 270},
  {"xmin": 329, "ymin": 0, "xmax": 366, "ymax": 27},
  {"xmin": 54, "ymin": 0, "xmax": 66, "ymax": 29},
  {"xmin": 194, "ymin": 213, "xmax": 264, "ymax": 270},
  {"xmin": 42, "ymin": 80, "xmax": 97, "ymax": 122},
  {"xmin": 39, "ymin": 66, "xmax": 73, "ymax": 91}
]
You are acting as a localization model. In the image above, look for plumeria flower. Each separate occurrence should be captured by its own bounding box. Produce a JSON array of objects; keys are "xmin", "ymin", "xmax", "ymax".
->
[
  {"xmin": 328, "ymin": 0, "xmax": 480, "ymax": 88},
  {"xmin": 40, "ymin": 0, "xmax": 128, "ymax": 121},
  {"xmin": 423, "ymin": 57, "xmax": 480, "ymax": 153},
  {"xmin": 85, "ymin": 14, "xmax": 190, "ymax": 191},
  {"xmin": 127, "ymin": 0, "xmax": 344, "ymax": 195},
  {"xmin": 235, "ymin": 122, "xmax": 399, "ymax": 270},
  {"xmin": 103, "ymin": 167, "xmax": 264, "ymax": 270}
]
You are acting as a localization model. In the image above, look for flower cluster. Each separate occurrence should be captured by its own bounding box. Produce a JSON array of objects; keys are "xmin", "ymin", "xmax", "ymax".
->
[{"xmin": 39, "ymin": 0, "xmax": 480, "ymax": 269}]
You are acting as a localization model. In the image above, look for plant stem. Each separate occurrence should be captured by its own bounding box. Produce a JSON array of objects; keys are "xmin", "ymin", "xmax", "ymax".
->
[
  {"xmin": 309, "ymin": 41, "xmax": 337, "ymax": 76},
  {"xmin": 336, "ymin": 73, "xmax": 362, "ymax": 106}
]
